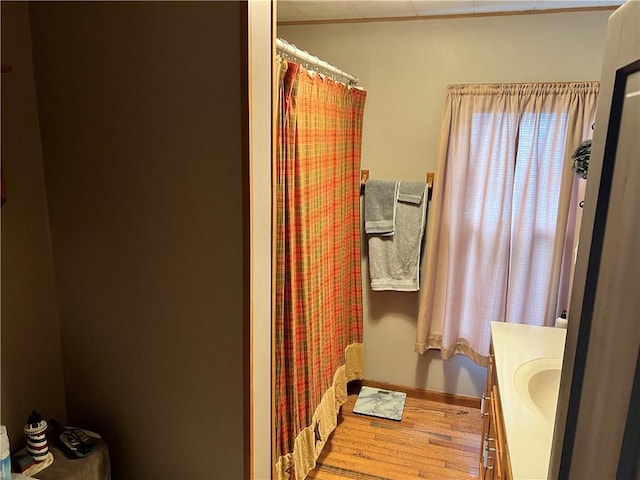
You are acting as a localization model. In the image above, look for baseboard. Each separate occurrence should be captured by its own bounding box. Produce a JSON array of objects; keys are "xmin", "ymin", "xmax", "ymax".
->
[{"xmin": 351, "ymin": 379, "xmax": 481, "ymax": 409}]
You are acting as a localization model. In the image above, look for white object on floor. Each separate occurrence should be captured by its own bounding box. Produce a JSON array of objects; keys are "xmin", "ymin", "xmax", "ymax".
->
[{"xmin": 353, "ymin": 385, "xmax": 407, "ymax": 421}]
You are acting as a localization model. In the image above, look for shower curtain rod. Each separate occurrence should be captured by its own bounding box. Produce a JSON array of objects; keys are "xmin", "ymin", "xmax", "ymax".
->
[{"xmin": 276, "ymin": 38, "xmax": 358, "ymax": 85}]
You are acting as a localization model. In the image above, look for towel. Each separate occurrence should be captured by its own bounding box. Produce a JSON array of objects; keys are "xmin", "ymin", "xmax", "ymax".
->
[
  {"xmin": 368, "ymin": 181, "xmax": 428, "ymax": 291},
  {"xmin": 364, "ymin": 180, "xmax": 398, "ymax": 235}
]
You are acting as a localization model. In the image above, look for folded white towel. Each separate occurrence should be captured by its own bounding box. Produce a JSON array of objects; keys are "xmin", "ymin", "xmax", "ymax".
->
[
  {"xmin": 368, "ymin": 181, "xmax": 428, "ymax": 291},
  {"xmin": 364, "ymin": 180, "xmax": 398, "ymax": 235}
]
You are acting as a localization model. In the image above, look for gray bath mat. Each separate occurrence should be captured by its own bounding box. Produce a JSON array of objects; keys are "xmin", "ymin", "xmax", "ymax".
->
[{"xmin": 353, "ymin": 386, "xmax": 407, "ymax": 421}]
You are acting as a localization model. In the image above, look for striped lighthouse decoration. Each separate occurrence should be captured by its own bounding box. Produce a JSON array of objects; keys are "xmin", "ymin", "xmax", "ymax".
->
[{"xmin": 24, "ymin": 411, "xmax": 49, "ymax": 462}]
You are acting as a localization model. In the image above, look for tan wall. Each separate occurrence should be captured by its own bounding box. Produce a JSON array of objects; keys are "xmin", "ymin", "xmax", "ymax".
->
[
  {"xmin": 0, "ymin": 2, "xmax": 67, "ymax": 447},
  {"xmin": 29, "ymin": 3, "xmax": 245, "ymax": 479},
  {"xmin": 279, "ymin": 9, "xmax": 611, "ymax": 397}
]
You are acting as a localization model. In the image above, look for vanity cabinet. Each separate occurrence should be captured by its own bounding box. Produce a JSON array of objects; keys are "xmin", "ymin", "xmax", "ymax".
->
[{"xmin": 480, "ymin": 344, "xmax": 513, "ymax": 480}]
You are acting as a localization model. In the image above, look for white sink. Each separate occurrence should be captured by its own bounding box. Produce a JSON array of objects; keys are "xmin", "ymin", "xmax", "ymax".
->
[{"xmin": 513, "ymin": 357, "xmax": 562, "ymax": 423}]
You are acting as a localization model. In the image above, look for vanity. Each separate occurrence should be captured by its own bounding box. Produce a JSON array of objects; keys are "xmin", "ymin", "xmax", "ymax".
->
[{"xmin": 480, "ymin": 322, "xmax": 566, "ymax": 480}]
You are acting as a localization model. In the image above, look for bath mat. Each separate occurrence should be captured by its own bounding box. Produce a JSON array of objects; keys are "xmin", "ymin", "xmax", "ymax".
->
[{"xmin": 353, "ymin": 386, "xmax": 407, "ymax": 421}]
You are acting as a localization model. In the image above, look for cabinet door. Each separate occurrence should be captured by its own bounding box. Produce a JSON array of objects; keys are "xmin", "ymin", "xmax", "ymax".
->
[
  {"xmin": 552, "ymin": 2, "xmax": 640, "ymax": 478},
  {"xmin": 480, "ymin": 347, "xmax": 495, "ymax": 477},
  {"xmin": 480, "ymin": 414, "xmax": 498, "ymax": 480},
  {"xmin": 491, "ymin": 385, "xmax": 506, "ymax": 479},
  {"xmin": 481, "ymin": 415, "xmax": 494, "ymax": 480}
]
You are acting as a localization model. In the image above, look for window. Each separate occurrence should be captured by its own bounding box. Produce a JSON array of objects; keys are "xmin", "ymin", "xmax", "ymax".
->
[{"xmin": 416, "ymin": 83, "xmax": 597, "ymax": 363}]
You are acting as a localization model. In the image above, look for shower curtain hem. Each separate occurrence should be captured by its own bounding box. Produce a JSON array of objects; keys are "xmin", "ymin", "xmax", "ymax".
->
[{"xmin": 275, "ymin": 342, "xmax": 365, "ymax": 480}]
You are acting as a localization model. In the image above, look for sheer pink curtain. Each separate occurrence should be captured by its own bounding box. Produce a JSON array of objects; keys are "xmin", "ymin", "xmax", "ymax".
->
[{"xmin": 416, "ymin": 83, "xmax": 598, "ymax": 365}]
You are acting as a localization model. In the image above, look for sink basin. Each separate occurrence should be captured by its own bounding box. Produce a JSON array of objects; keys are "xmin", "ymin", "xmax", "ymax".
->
[{"xmin": 513, "ymin": 357, "xmax": 562, "ymax": 423}]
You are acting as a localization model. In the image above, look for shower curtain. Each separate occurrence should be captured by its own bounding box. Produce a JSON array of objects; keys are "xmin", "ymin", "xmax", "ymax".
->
[{"xmin": 274, "ymin": 57, "xmax": 366, "ymax": 480}]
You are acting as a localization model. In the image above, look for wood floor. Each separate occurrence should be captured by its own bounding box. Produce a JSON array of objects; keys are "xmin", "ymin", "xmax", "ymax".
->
[{"xmin": 307, "ymin": 386, "xmax": 483, "ymax": 480}]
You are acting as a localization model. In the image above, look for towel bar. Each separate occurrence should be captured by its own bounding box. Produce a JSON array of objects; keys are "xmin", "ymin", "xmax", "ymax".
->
[{"xmin": 360, "ymin": 170, "xmax": 434, "ymax": 192}]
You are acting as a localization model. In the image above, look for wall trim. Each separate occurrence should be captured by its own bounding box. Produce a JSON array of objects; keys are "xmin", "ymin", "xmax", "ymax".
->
[
  {"xmin": 240, "ymin": 1, "xmax": 251, "ymax": 478},
  {"xmin": 278, "ymin": 5, "xmax": 616, "ymax": 26},
  {"xmin": 360, "ymin": 380, "xmax": 481, "ymax": 409}
]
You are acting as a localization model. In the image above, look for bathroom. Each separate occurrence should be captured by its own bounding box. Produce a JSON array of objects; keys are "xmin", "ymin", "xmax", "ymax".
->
[
  {"xmin": 1, "ymin": 1, "xmax": 638, "ymax": 479},
  {"xmin": 273, "ymin": 1, "xmax": 637, "ymax": 479}
]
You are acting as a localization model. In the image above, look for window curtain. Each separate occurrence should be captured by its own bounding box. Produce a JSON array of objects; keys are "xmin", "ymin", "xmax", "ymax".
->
[
  {"xmin": 416, "ymin": 82, "xmax": 598, "ymax": 365},
  {"xmin": 274, "ymin": 57, "xmax": 366, "ymax": 480}
]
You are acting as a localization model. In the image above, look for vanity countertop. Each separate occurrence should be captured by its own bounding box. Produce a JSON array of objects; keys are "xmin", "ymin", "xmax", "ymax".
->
[{"xmin": 490, "ymin": 322, "xmax": 567, "ymax": 480}]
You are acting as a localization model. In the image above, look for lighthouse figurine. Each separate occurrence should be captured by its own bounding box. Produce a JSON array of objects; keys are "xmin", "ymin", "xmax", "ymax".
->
[{"xmin": 24, "ymin": 411, "xmax": 49, "ymax": 462}]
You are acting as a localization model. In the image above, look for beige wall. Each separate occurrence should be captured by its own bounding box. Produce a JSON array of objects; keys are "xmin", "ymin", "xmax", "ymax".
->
[
  {"xmin": 0, "ymin": 2, "xmax": 67, "ymax": 446},
  {"xmin": 280, "ymin": 9, "xmax": 611, "ymax": 397},
  {"xmin": 29, "ymin": 2, "xmax": 245, "ymax": 479}
]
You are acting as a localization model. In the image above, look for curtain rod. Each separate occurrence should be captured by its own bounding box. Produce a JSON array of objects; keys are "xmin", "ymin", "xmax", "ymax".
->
[{"xmin": 276, "ymin": 38, "xmax": 358, "ymax": 86}]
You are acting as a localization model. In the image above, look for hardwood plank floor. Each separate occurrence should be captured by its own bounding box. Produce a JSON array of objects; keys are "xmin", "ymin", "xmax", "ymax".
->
[{"xmin": 307, "ymin": 387, "xmax": 482, "ymax": 480}]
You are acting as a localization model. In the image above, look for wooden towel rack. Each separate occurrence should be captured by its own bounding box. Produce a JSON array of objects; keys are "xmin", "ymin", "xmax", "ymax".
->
[{"xmin": 360, "ymin": 170, "xmax": 435, "ymax": 192}]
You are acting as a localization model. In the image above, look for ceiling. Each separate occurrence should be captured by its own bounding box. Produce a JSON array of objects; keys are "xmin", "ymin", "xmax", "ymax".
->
[{"xmin": 277, "ymin": 0, "xmax": 624, "ymax": 23}]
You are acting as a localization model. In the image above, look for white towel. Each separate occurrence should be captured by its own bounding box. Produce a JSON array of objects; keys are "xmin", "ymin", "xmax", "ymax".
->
[
  {"xmin": 364, "ymin": 180, "xmax": 398, "ymax": 235},
  {"xmin": 368, "ymin": 181, "xmax": 428, "ymax": 291}
]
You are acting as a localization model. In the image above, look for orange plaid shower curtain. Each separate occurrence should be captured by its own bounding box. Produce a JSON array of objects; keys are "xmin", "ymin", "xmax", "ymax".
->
[{"xmin": 274, "ymin": 59, "xmax": 366, "ymax": 479}]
